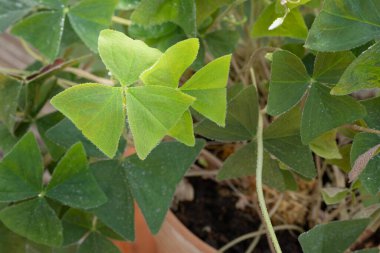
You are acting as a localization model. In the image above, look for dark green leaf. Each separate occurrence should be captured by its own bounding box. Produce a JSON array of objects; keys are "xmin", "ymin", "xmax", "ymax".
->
[
  {"xmin": 128, "ymin": 22, "xmax": 178, "ymax": 40},
  {"xmin": 131, "ymin": 0, "xmax": 197, "ymax": 36},
  {"xmin": 46, "ymin": 118, "xmax": 118, "ymax": 158},
  {"xmin": 195, "ymin": 0, "xmax": 233, "ymax": 25},
  {"xmin": 77, "ymin": 232, "xmax": 120, "ymax": 253},
  {"xmin": 46, "ymin": 143, "xmax": 107, "ymax": 209},
  {"xmin": 305, "ymin": 0, "xmax": 380, "ymax": 51},
  {"xmin": 11, "ymin": 10, "xmax": 65, "ymax": 61},
  {"xmin": 350, "ymin": 133, "xmax": 380, "ymax": 195},
  {"xmin": 312, "ymin": 51, "xmax": 356, "ymax": 84},
  {"xmin": 298, "ymin": 219, "xmax": 369, "ymax": 253},
  {"xmin": 301, "ymin": 83, "xmax": 366, "ymax": 143},
  {"xmin": 0, "ymin": 74, "xmax": 22, "ymax": 132},
  {"xmin": 0, "ymin": 198, "xmax": 63, "ymax": 247},
  {"xmin": 332, "ymin": 42, "xmax": 380, "ymax": 95},
  {"xmin": 0, "ymin": 123, "xmax": 18, "ymax": 154},
  {"xmin": 252, "ymin": 2, "xmax": 308, "ymax": 40},
  {"xmin": 0, "ymin": 0, "xmax": 38, "ymax": 32},
  {"xmin": 361, "ymin": 96, "xmax": 380, "ymax": 130},
  {"xmin": 267, "ymin": 50, "xmax": 310, "ymax": 116},
  {"xmin": 0, "ymin": 222, "xmax": 26, "ymax": 253},
  {"xmin": 68, "ymin": 0, "xmax": 118, "ymax": 53},
  {"xmin": 217, "ymin": 142, "xmax": 287, "ymax": 191},
  {"xmin": 35, "ymin": 112, "xmax": 66, "ymax": 161},
  {"xmin": 90, "ymin": 160, "xmax": 135, "ymax": 241},
  {"xmin": 195, "ymin": 86, "xmax": 258, "ymax": 141},
  {"xmin": 0, "ymin": 132, "xmax": 43, "ymax": 202},
  {"xmin": 264, "ymin": 106, "xmax": 316, "ymax": 179},
  {"xmin": 123, "ymin": 140, "xmax": 204, "ymax": 233},
  {"xmin": 204, "ymin": 29, "xmax": 239, "ymax": 58},
  {"xmin": 61, "ymin": 208, "xmax": 93, "ymax": 246}
]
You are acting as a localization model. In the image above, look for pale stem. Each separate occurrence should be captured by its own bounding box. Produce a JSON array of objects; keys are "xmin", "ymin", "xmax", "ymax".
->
[
  {"xmin": 256, "ymin": 107, "xmax": 282, "ymax": 253},
  {"xmin": 112, "ymin": 16, "xmax": 132, "ymax": 26}
]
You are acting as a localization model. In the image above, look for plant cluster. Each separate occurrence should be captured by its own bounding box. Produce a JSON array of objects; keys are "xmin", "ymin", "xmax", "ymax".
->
[{"xmin": 0, "ymin": 0, "xmax": 379, "ymax": 253}]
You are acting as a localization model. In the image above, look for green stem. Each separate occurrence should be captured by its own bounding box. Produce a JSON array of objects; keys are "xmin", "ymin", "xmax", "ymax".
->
[
  {"xmin": 255, "ymin": 110, "xmax": 282, "ymax": 253},
  {"xmin": 112, "ymin": 16, "xmax": 132, "ymax": 26}
]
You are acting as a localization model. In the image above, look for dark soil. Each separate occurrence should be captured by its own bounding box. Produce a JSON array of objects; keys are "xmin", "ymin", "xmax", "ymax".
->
[{"xmin": 172, "ymin": 177, "xmax": 303, "ymax": 253}]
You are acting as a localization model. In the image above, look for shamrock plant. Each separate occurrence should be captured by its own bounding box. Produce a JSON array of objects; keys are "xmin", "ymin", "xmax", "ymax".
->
[
  {"xmin": 51, "ymin": 29, "xmax": 231, "ymax": 159},
  {"xmin": 0, "ymin": 0, "xmax": 118, "ymax": 62}
]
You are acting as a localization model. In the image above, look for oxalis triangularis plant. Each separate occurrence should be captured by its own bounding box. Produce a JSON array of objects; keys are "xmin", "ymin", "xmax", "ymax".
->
[{"xmin": 0, "ymin": 0, "xmax": 380, "ymax": 252}]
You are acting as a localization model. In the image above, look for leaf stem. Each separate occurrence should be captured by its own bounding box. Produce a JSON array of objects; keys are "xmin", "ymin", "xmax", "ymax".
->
[
  {"xmin": 112, "ymin": 16, "xmax": 132, "ymax": 26},
  {"xmin": 343, "ymin": 124, "xmax": 380, "ymax": 135},
  {"xmin": 256, "ymin": 108, "xmax": 282, "ymax": 253},
  {"xmin": 64, "ymin": 67, "xmax": 115, "ymax": 86},
  {"xmin": 19, "ymin": 39, "xmax": 46, "ymax": 63},
  {"xmin": 218, "ymin": 224, "xmax": 303, "ymax": 252}
]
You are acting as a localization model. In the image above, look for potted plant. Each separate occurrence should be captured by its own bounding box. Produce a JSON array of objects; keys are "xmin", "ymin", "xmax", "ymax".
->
[{"xmin": 1, "ymin": 0, "xmax": 380, "ymax": 253}]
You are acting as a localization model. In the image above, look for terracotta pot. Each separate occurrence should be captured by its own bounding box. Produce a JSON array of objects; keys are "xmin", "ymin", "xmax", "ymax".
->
[
  {"xmin": 115, "ymin": 147, "xmax": 216, "ymax": 253},
  {"xmin": 115, "ymin": 208, "xmax": 216, "ymax": 253},
  {"xmin": 155, "ymin": 211, "xmax": 216, "ymax": 253}
]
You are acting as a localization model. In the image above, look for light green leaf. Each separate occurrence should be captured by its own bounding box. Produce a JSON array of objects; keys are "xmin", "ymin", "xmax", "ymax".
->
[
  {"xmin": 0, "ymin": 0, "xmax": 37, "ymax": 32},
  {"xmin": 217, "ymin": 142, "xmax": 287, "ymax": 192},
  {"xmin": 195, "ymin": 85, "xmax": 258, "ymax": 141},
  {"xmin": 310, "ymin": 129, "xmax": 342, "ymax": 159},
  {"xmin": 46, "ymin": 143, "xmax": 107, "ymax": 209},
  {"xmin": 124, "ymin": 140, "xmax": 204, "ymax": 233},
  {"xmin": 264, "ymin": 106, "xmax": 316, "ymax": 179},
  {"xmin": 350, "ymin": 133, "xmax": 380, "ymax": 195},
  {"xmin": 0, "ymin": 132, "xmax": 43, "ymax": 202},
  {"xmin": 361, "ymin": 96, "xmax": 380, "ymax": 130},
  {"xmin": 267, "ymin": 50, "xmax": 310, "ymax": 116},
  {"xmin": 0, "ymin": 74, "xmax": 22, "ymax": 132},
  {"xmin": 326, "ymin": 144, "xmax": 352, "ymax": 173},
  {"xmin": 321, "ymin": 187, "xmax": 350, "ymax": 205},
  {"xmin": 11, "ymin": 10, "xmax": 65, "ymax": 61},
  {"xmin": 312, "ymin": 51, "xmax": 356, "ymax": 84},
  {"xmin": 0, "ymin": 198, "xmax": 63, "ymax": 247},
  {"xmin": 68, "ymin": 0, "xmax": 118, "ymax": 53},
  {"xmin": 252, "ymin": 2, "xmax": 308, "ymax": 40},
  {"xmin": 125, "ymin": 85, "xmax": 195, "ymax": 159},
  {"xmin": 98, "ymin": 29, "xmax": 162, "ymax": 86},
  {"xmin": 140, "ymin": 38, "xmax": 199, "ymax": 88},
  {"xmin": 195, "ymin": 0, "xmax": 233, "ymax": 25},
  {"xmin": 50, "ymin": 83, "xmax": 125, "ymax": 158},
  {"xmin": 168, "ymin": 110, "xmax": 195, "ymax": 146},
  {"xmin": 301, "ymin": 83, "xmax": 366, "ymax": 144},
  {"xmin": 332, "ymin": 42, "xmax": 380, "ymax": 95},
  {"xmin": 90, "ymin": 160, "xmax": 135, "ymax": 240},
  {"xmin": 298, "ymin": 219, "xmax": 369, "ymax": 253},
  {"xmin": 180, "ymin": 55, "xmax": 231, "ymax": 126},
  {"xmin": 77, "ymin": 232, "xmax": 120, "ymax": 253},
  {"xmin": 131, "ymin": 0, "xmax": 196, "ymax": 36},
  {"xmin": 305, "ymin": 0, "xmax": 380, "ymax": 51},
  {"xmin": 204, "ymin": 29, "xmax": 239, "ymax": 58}
]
